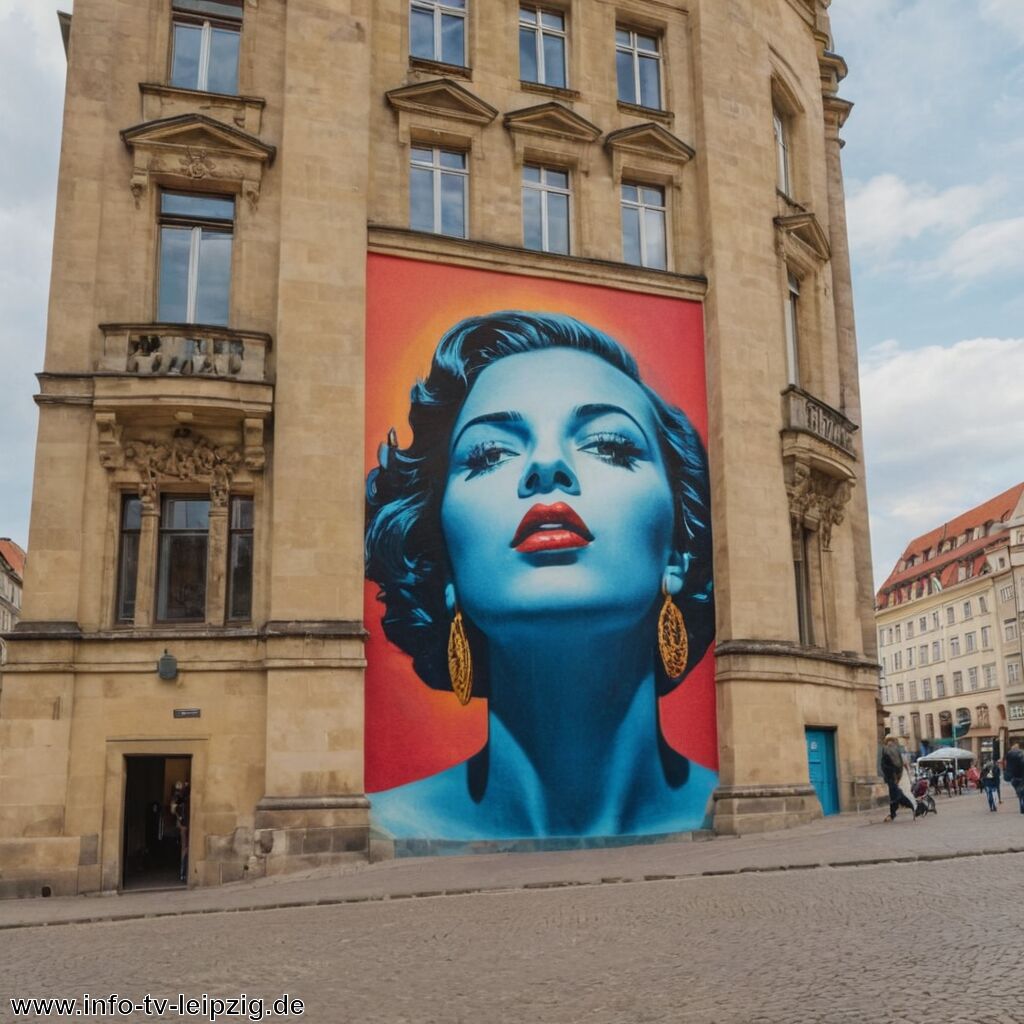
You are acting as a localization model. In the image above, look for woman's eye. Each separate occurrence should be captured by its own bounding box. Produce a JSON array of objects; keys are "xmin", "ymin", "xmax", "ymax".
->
[
  {"xmin": 463, "ymin": 441, "xmax": 518, "ymax": 478},
  {"xmin": 580, "ymin": 432, "xmax": 643, "ymax": 470}
]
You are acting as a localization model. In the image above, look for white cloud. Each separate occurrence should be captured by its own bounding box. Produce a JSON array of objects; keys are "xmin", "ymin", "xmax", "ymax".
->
[
  {"xmin": 860, "ymin": 336, "xmax": 1024, "ymax": 587},
  {"xmin": 930, "ymin": 216, "xmax": 1024, "ymax": 282},
  {"xmin": 980, "ymin": 0, "xmax": 1024, "ymax": 45}
]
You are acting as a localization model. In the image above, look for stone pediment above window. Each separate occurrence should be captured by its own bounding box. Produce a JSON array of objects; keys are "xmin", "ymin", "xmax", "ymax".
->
[
  {"xmin": 503, "ymin": 103, "xmax": 601, "ymax": 144},
  {"xmin": 121, "ymin": 114, "xmax": 276, "ymax": 211},
  {"xmin": 775, "ymin": 212, "xmax": 831, "ymax": 265},
  {"xmin": 605, "ymin": 123, "xmax": 695, "ymax": 165},
  {"xmin": 386, "ymin": 79, "xmax": 498, "ymax": 127}
]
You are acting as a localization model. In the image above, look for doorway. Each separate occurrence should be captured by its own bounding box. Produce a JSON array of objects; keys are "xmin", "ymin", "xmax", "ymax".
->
[
  {"xmin": 805, "ymin": 727, "xmax": 839, "ymax": 816},
  {"xmin": 122, "ymin": 755, "xmax": 191, "ymax": 890}
]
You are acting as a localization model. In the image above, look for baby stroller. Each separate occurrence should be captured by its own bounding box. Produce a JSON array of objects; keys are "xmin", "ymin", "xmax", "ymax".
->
[{"xmin": 912, "ymin": 776, "xmax": 936, "ymax": 816}]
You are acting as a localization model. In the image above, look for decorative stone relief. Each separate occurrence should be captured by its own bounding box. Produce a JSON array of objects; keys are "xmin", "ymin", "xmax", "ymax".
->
[{"xmin": 785, "ymin": 460, "xmax": 853, "ymax": 550}]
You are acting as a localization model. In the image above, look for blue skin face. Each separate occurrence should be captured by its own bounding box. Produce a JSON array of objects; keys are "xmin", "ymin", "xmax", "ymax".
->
[{"xmin": 441, "ymin": 348, "xmax": 679, "ymax": 638}]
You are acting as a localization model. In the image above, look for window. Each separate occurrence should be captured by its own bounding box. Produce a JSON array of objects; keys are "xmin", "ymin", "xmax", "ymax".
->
[
  {"xmin": 976, "ymin": 704, "xmax": 990, "ymax": 728},
  {"xmin": 962, "ymin": 600, "xmax": 972, "ymax": 620},
  {"xmin": 968, "ymin": 666, "xmax": 979, "ymax": 691},
  {"xmin": 1006, "ymin": 618, "xmax": 1019, "ymax": 642},
  {"xmin": 227, "ymin": 496, "xmax": 254, "ymax": 621},
  {"xmin": 896, "ymin": 683, "xmax": 905, "ymax": 702},
  {"xmin": 895, "ymin": 625, "xmax": 902, "ymax": 642},
  {"xmin": 156, "ymin": 497, "xmax": 210, "ymax": 622},
  {"xmin": 410, "ymin": 0, "xmax": 466, "ymax": 66},
  {"xmin": 410, "ymin": 147, "xmax": 468, "ymax": 238},
  {"xmin": 925, "ymin": 712, "xmax": 934, "ymax": 737},
  {"xmin": 910, "ymin": 711, "xmax": 921, "ymax": 739},
  {"xmin": 893, "ymin": 651, "xmax": 902, "ymax": 671},
  {"xmin": 932, "ymin": 611, "xmax": 940, "ymax": 629},
  {"xmin": 982, "ymin": 626, "xmax": 991, "ymax": 648},
  {"xmin": 950, "ymin": 636, "xmax": 961, "ymax": 657},
  {"xmin": 116, "ymin": 496, "xmax": 142, "ymax": 623},
  {"xmin": 936, "ymin": 674, "xmax": 946, "ymax": 697},
  {"xmin": 1000, "ymin": 585, "xmax": 1014, "ymax": 602},
  {"xmin": 919, "ymin": 644, "xmax": 928, "ymax": 665},
  {"xmin": 784, "ymin": 276, "xmax": 804, "ymax": 383},
  {"xmin": 919, "ymin": 616, "xmax": 928, "ymax": 633},
  {"xmin": 983, "ymin": 663, "xmax": 996, "ymax": 688},
  {"xmin": 906, "ymin": 621, "xmax": 914, "ymax": 639},
  {"xmin": 878, "ymin": 628, "xmax": 886, "ymax": 648},
  {"xmin": 907, "ymin": 647, "xmax": 915, "ymax": 668},
  {"xmin": 953, "ymin": 670, "xmax": 963, "ymax": 695},
  {"xmin": 923, "ymin": 678, "xmax": 932, "ymax": 700},
  {"xmin": 170, "ymin": 0, "xmax": 242, "ymax": 94},
  {"xmin": 898, "ymin": 715, "xmax": 906, "ymax": 736},
  {"xmin": 519, "ymin": 6, "xmax": 567, "ymax": 87},
  {"xmin": 621, "ymin": 184, "xmax": 666, "ymax": 270},
  {"xmin": 522, "ymin": 165, "xmax": 570, "ymax": 254},
  {"xmin": 979, "ymin": 595, "xmax": 988, "ymax": 614},
  {"xmin": 932, "ymin": 640, "xmax": 941, "ymax": 661},
  {"xmin": 158, "ymin": 192, "xmax": 234, "ymax": 325},
  {"xmin": 965, "ymin": 631, "xmax": 976, "ymax": 653},
  {"xmin": 1010, "ymin": 702, "xmax": 1024, "ymax": 721},
  {"xmin": 615, "ymin": 27, "xmax": 661, "ymax": 109},
  {"xmin": 772, "ymin": 107, "xmax": 791, "ymax": 196},
  {"xmin": 1009, "ymin": 660, "xmax": 1022, "ymax": 685},
  {"xmin": 908, "ymin": 681, "xmax": 918, "ymax": 701}
]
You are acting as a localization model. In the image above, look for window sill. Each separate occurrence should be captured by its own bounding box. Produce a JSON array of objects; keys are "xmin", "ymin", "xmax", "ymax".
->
[
  {"xmin": 616, "ymin": 100, "xmax": 673, "ymax": 125},
  {"xmin": 408, "ymin": 56, "xmax": 472, "ymax": 80},
  {"xmin": 519, "ymin": 80, "xmax": 580, "ymax": 102}
]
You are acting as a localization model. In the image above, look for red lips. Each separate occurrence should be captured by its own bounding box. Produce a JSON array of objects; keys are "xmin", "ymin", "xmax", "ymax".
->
[{"xmin": 511, "ymin": 502, "xmax": 593, "ymax": 554}]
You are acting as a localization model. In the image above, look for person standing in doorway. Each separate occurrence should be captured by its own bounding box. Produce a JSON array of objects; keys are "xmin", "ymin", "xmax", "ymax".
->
[
  {"xmin": 881, "ymin": 736, "xmax": 915, "ymax": 822},
  {"xmin": 1005, "ymin": 743, "xmax": 1024, "ymax": 814},
  {"xmin": 170, "ymin": 781, "xmax": 191, "ymax": 881}
]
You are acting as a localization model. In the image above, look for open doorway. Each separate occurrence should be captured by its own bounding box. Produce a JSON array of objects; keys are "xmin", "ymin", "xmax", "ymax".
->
[{"xmin": 122, "ymin": 755, "xmax": 191, "ymax": 890}]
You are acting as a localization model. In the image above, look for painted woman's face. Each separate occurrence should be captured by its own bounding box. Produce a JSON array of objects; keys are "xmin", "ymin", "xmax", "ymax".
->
[{"xmin": 441, "ymin": 348, "xmax": 677, "ymax": 637}]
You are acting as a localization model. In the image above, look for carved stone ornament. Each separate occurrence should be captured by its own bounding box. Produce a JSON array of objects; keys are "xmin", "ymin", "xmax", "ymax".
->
[
  {"xmin": 179, "ymin": 147, "xmax": 217, "ymax": 179},
  {"xmin": 785, "ymin": 460, "xmax": 854, "ymax": 550}
]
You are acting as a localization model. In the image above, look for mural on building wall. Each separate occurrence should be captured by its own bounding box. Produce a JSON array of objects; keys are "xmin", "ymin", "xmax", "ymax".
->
[{"xmin": 364, "ymin": 254, "xmax": 716, "ymax": 840}]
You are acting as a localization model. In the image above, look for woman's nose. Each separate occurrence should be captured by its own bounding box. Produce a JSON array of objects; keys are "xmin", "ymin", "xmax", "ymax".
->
[{"xmin": 518, "ymin": 448, "xmax": 580, "ymax": 498}]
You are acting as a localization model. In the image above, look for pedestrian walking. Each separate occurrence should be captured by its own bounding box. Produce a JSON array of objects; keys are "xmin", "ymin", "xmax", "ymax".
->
[
  {"xmin": 1005, "ymin": 742, "xmax": 1024, "ymax": 815},
  {"xmin": 981, "ymin": 762, "xmax": 999, "ymax": 812},
  {"xmin": 881, "ymin": 736, "xmax": 915, "ymax": 822}
]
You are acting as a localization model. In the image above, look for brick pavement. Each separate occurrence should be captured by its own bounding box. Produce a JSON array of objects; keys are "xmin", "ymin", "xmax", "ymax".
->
[{"xmin": 1, "ymin": 786, "xmax": 1020, "ymax": 930}]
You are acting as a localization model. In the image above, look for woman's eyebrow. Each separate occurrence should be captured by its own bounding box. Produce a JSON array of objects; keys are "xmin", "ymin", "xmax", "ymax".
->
[
  {"xmin": 451, "ymin": 410, "xmax": 525, "ymax": 449},
  {"xmin": 572, "ymin": 403, "xmax": 650, "ymax": 441}
]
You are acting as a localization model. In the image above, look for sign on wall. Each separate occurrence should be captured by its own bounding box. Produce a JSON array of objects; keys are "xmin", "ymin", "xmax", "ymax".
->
[{"xmin": 364, "ymin": 254, "xmax": 716, "ymax": 841}]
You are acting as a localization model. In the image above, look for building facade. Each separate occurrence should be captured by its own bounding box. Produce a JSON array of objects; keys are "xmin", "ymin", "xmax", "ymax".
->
[
  {"xmin": 0, "ymin": 0, "xmax": 882, "ymax": 897},
  {"xmin": 876, "ymin": 483, "xmax": 1024, "ymax": 762},
  {"xmin": 0, "ymin": 540, "xmax": 26, "ymax": 658}
]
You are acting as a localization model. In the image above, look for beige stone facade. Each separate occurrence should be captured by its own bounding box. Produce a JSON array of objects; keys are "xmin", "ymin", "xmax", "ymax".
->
[
  {"xmin": 0, "ymin": 0, "xmax": 882, "ymax": 897},
  {"xmin": 877, "ymin": 483, "xmax": 1024, "ymax": 762}
]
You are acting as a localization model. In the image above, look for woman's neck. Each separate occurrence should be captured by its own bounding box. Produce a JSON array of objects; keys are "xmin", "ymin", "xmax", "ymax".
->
[{"xmin": 480, "ymin": 619, "xmax": 668, "ymax": 835}]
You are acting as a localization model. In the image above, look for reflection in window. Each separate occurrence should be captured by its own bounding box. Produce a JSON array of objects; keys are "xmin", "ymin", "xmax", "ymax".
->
[
  {"xmin": 410, "ymin": 147, "xmax": 468, "ymax": 237},
  {"xmin": 410, "ymin": 0, "xmax": 466, "ymax": 66},
  {"xmin": 157, "ymin": 496, "xmax": 210, "ymax": 622},
  {"xmin": 158, "ymin": 192, "xmax": 234, "ymax": 325},
  {"xmin": 621, "ymin": 184, "xmax": 666, "ymax": 270},
  {"xmin": 616, "ymin": 27, "xmax": 661, "ymax": 109},
  {"xmin": 522, "ymin": 165, "xmax": 570, "ymax": 254},
  {"xmin": 116, "ymin": 495, "xmax": 142, "ymax": 622},
  {"xmin": 170, "ymin": 0, "xmax": 242, "ymax": 94},
  {"xmin": 773, "ymin": 107, "xmax": 790, "ymax": 195},
  {"xmin": 520, "ymin": 6, "xmax": 567, "ymax": 88},
  {"xmin": 227, "ymin": 496, "xmax": 254, "ymax": 621}
]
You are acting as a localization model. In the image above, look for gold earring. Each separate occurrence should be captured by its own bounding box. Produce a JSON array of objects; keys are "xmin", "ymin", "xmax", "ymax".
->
[
  {"xmin": 448, "ymin": 610, "xmax": 473, "ymax": 705},
  {"xmin": 658, "ymin": 585, "xmax": 688, "ymax": 679}
]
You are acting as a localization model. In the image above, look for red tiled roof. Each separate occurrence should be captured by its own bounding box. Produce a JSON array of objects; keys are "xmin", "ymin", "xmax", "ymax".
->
[
  {"xmin": 0, "ymin": 539, "xmax": 26, "ymax": 580},
  {"xmin": 876, "ymin": 481, "xmax": 1024, "ymax": 602}
]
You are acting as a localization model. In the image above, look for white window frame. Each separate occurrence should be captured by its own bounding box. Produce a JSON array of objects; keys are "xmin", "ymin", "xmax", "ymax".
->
[
  {"xmin": 615, "ymin": 26, "xmax": 662, "ymax": 109},
  {"xmin": 522, "ymin": 164, "xmax": 571, "ymax": 254},
  {"xmin": 410, "ymin": 146, "xmax": 469, "ymax": 238},
  {"xmin": 170, "ymin": 1, "xmax": 243, "ymax": 93},
  {"xmin": 773, "ymin": 108, "xmax": 790, "ymax": 195},
  {"xmin": 410, "ymin": 0, "xmax": 467, "ymax": 65},
  {"xmin": 519, "ymin": 5, "xmax": 568, "ymax": 87},
  {"xmin": 620, "ymin": 183, "xmax": 667, "ymax": 270},
  {"xmin": 783, "ymin": 273, "xmax": 801, "ymax": 386}
]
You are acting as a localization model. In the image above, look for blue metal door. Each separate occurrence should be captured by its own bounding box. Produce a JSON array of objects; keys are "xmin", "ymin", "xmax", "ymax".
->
[{"xmin": 805, "ymin": 728, "xmax": 839, "ymax": 816}]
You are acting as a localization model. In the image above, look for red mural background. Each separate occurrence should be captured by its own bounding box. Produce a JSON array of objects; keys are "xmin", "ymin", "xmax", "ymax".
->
[{"xmin": 364, "ymin": 253, "xmax": 716, "ymax": 792}]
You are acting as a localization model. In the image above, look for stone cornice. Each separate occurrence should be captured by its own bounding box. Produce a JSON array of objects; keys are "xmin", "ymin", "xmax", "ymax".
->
[
  {"xmin": 605, "ymin": 122, "xmax": 695, "ymax": 165},
  {"xmin": 503, "ymin": 102, "xmax": 601, "ymax": 143},
  {"xmin": 385, "ymin": 78, "xmax": 498, "ymax": 127}
]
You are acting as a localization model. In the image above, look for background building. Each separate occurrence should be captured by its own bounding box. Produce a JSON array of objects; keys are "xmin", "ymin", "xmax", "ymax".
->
[
  {"xmin": 0, "ymin": 540, "xmax": 26, "ymax": 661},
  {"xmin": 0, "ymin": 0, "xmax": 881, "ymax": 897},
  {"xmin": 876, "ymin": 482, "xmax": 1024, "ymax": 762}
]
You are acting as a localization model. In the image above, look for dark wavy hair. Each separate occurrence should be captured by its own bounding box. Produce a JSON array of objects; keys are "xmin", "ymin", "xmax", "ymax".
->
[{"xmin": 365, "ymin": 311, "xmax": 714, "ymax": 697}]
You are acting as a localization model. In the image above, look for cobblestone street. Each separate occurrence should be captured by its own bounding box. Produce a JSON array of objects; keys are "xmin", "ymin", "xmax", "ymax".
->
[{"xmin": 2, "ymin": 795, "xmax": 1022, "ymax": 1024}]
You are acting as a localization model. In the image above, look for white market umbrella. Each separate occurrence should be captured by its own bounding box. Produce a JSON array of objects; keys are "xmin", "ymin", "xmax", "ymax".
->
[{"xmin": 917, "ymin": 746, "xmax": 973, "ymax": 762}]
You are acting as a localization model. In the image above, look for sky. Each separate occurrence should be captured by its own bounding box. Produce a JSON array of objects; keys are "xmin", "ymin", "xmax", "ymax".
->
[{"xmin": 0, "ymin": 0, "xmax": 1021, "ymax": 591}]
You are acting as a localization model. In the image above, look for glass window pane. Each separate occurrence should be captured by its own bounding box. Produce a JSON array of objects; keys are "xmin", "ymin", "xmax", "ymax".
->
[
  {"xmin": 410, "ymin": 146, "xmax": 432, "ymax": 164},
  {"xmin": 206, "ymin": 27, "xmax": 240, "ymax": 94},
  {"xmin": 231, "ymin": 496, "xmax": 254, "ymax": 529},
  {"xmin": 117, "ymin": 532, "xmax": 139, "ymax": 621},
  {"xmin": 440, "ymin": 171, "xmax": 466, "ymax": 237},
  {"xmin": 615, "ymin": 28, "xmax": 630, "ymax": 46},
  {"xmin": 520, "ymin": 6, "xmax": 537, "ymax": 24},
  {"xmin": 547, "ymin": 168, "xmax": 568, "ymax": 190},
  {"xmin": 523, "ymin": 187, "xmax": 543, "ymax": 250},
  {"xmin": 173, "ymin": 0, "xmax": 243, "ymax": 20},
  {"xmin": 520, "ymin": 26, "xmax": 538, "ymax": 82},
  {"xmin": 541, "ymin": 10, "xmax": 564, "ymax": 30},
  {"xmin": 639, "ymin": 55, "xmax": 660, "ymax": 108},
  {"xmin": 410, "ymin": 166, "xmax": 435, "ymax": 231},
  {"xmin": 122, "ymin": 496, "xmax": 142, "ymax": 531},
  {"xmin": 547, "ymin": 192, "xmax": 569, "ymax": 254},
  {"xmin": 616, "ymin": 50, "xmax": 635, "ymax": 103},
  {"xmin": 410, "ymin": 7, "xmax": 434, "ymax": 59},
  {"xmin": 157, "ymin": 534, "xmax": 208, "ymax": 621},
  {"xmin": 543, "ymin": 33, "xmax": 566, "ymax": 87},
  {"xmin": 444, "ymin": 0, "xmax": 465, "ymax": 8},
  {"xmin": 158, "ymin": 226, "xmax": 191, "ymax": 322},
  {"xmin": 228, "ymin": 533, "xmax": 253, "ymax": 620},
  {"xmin": 621, "ymin": 184, "xmax": 638, "ymax": 203},
  {"xmin": 637, "ymin": 34, "xmax": 658, "ymax": 52},
  {"xmin": 439, "ymin": 149, "xmax": 465, "ymax": 169},
  {"xmin": 161, "ymin": 192, "xmax": 234, "ymax": 220},
  {"xmin": 170, "ymin": 22, "xmax": 202, "ymax": 90},
  {"xmin": 196, "ymin": 230, "xmax": 232, "ymax": 325},
  {"xmin": 440, "ymin": 12, "xmax": 464, "ymax": 65},
  {"xmin": 641, "ymin": 186, "xmax": 663, "ymax": 207},
  {"xmin": 643, "ymin": 208, "xmax": 667, "ymax": 269},
  {"xmin": 621, "ymin": 205, "xmax": 641, "ymax": 265},
  {"xmin": 163, "ymin": 498, "xmax": 210, "ymax": 530},
  {"xmin": 523, "ymin": 164, "xmax": 542, "ymax": 183}
]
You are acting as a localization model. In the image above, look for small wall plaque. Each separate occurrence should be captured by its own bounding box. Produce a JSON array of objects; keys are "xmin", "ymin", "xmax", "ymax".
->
[{"xmin": 173, "ymin": 708, "xmax": 201, "ymax": 719}]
